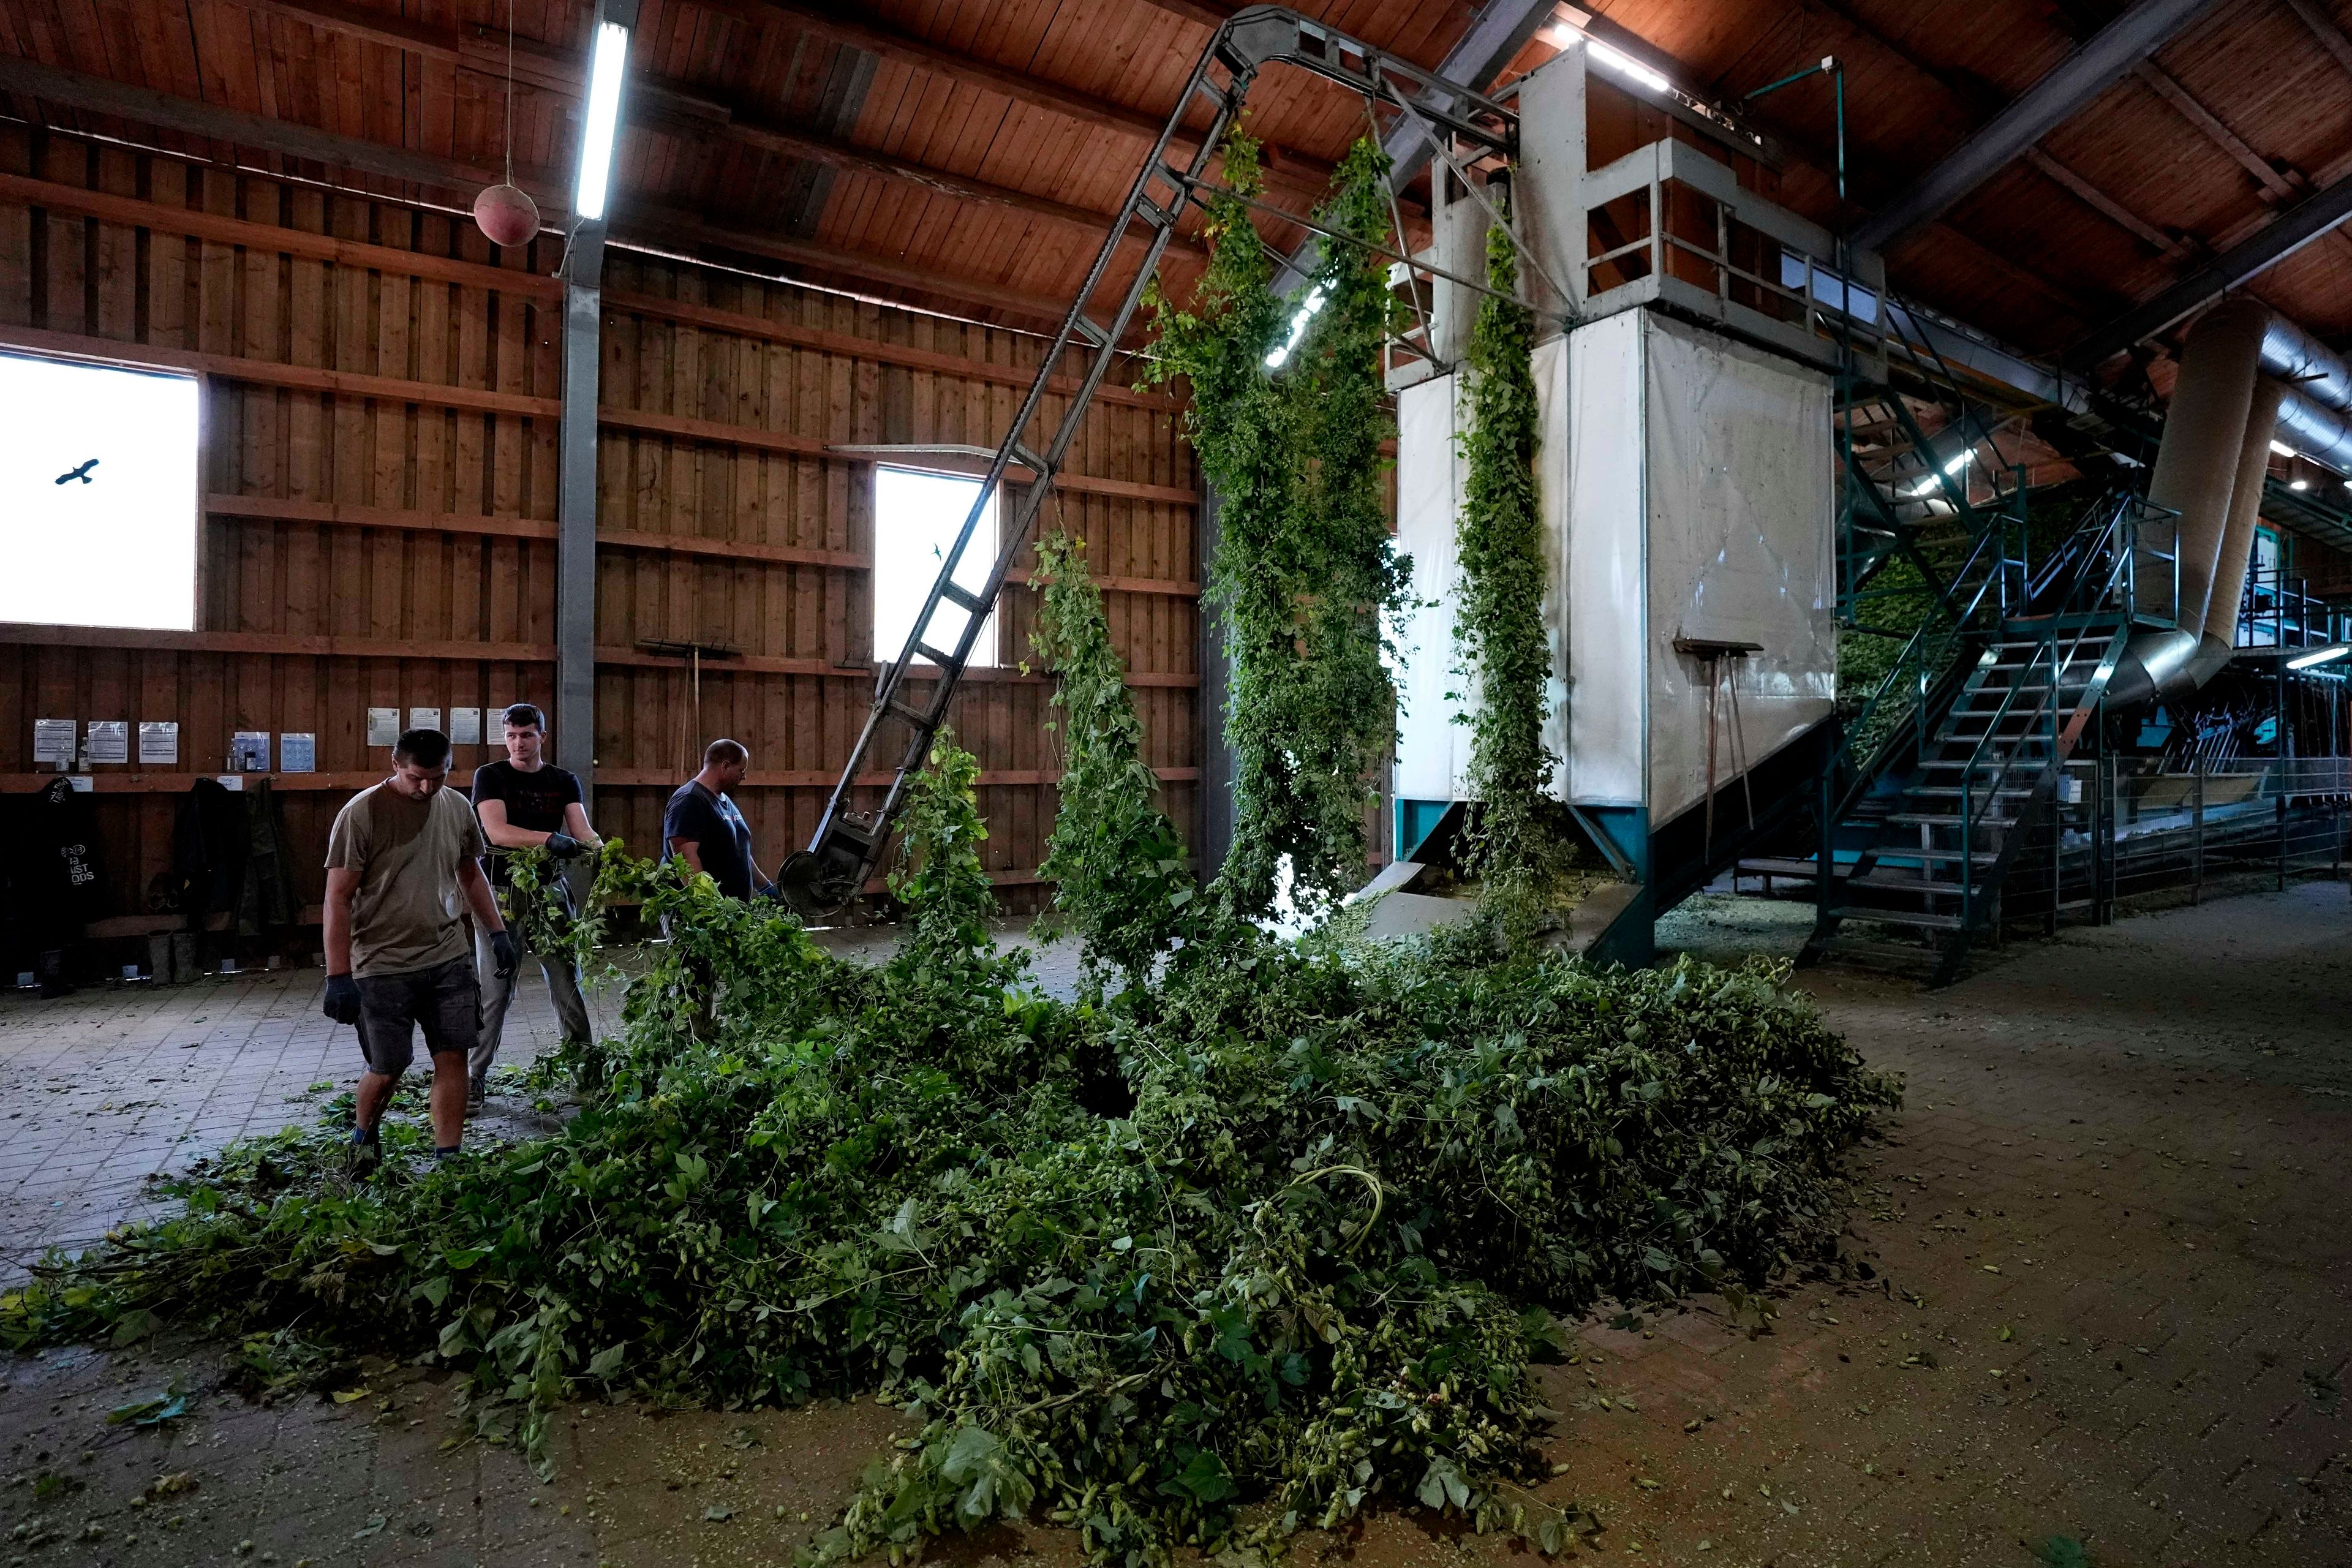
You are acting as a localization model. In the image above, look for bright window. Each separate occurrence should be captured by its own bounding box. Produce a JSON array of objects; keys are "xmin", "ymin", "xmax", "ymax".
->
[
  {"xmin": 0, "ymin": 353, "xmax": 200, "ymax": 630},
  {"xmin": 872, "ymin": 467, "xmax": 998, "ymax": 667}
]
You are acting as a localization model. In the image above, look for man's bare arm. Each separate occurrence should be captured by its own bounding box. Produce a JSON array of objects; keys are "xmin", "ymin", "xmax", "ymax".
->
[
  {"xmin": 324, "ymin": 867, "xmax": 360, "ymax": 974},
  {"xmin": 458, "ymin": 858, "xmax": 506, "ymax": 932}
]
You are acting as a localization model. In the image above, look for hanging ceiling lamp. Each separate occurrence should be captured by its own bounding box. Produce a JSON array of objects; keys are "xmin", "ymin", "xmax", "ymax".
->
[{"xmin": 473, "ymin": 0, "xmax": 540, "ymax": 247}]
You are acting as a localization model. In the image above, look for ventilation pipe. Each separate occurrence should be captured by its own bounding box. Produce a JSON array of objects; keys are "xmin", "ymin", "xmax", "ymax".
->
[{"xmin": 2107, "ymin": 298, "xmax": 2275, "ymax": 707}]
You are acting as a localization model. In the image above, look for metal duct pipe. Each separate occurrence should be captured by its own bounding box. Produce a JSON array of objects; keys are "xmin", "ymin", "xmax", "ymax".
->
[
  {"xmin": 2109, "ymin": 298, "xmax": 2273, "ymax": 707},
  {"xmin": 2260, "ymin": 314, "xmax": 2352, "ymax": 473},
  {"xmin": 2170, "ymin": 372, "xmax": 2288, "ymax": 690}
]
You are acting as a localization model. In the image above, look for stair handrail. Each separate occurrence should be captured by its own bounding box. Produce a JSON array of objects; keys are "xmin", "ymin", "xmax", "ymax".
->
[
  {"xmin": 1956, "ymin": 502, "xmax": 2139, "ymax": 930},
  {"xmin": 1833, "ymin": 518, "xmax": 2012, "ymax": 821}
]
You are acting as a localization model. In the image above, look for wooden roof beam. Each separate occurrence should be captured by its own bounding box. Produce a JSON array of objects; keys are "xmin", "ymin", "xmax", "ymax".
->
[
  {"xmin": 0, "ymin": 53, "xmax": 516, "ymax": 195},
  {"xmin": 0, "ymin": 62, "xmax": 1099, "ymax": 331},
  {"xmin": 1790, "ymin": 0, "xmax": 2185, "ymax": 260},
  {"xmin": 225, "ymin": 0, "xmax": 1348, "ymax": 212},
  {"xmin": 2283, "ymin": 0, "xmax": 2352, "ymax": 79},
  {"xmin": 470, "ymin": 29, "xmax": 1212, "ymax": 263},
  {"xmin": 734, "ymin": 0, "xmax": 1348, "ymax": 203},
  {"xmin": 1849, "ymin": 0, "xmax": 2229, "ymax": 255},
  {"xmin": 2131, "ymin": 59, "xmax": 2305, "ymax": 203}
]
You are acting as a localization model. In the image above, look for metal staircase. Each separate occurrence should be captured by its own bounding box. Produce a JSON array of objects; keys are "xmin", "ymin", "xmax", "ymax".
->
[{"xmin": 1796, "ymin": 492, "xmax": 2162, "ymax": 986}]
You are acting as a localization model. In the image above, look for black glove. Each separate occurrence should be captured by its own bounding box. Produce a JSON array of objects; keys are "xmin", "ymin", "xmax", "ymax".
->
[
  {"xmin": 544, "ymin": 831, "xmax": 587, "ymax": 859},
  {"xmin": 489, "ymin": 929, "xmax": 521, "ymax": 980},
  {"xmin": 323, "ymin": 973, "xmax": 363, "ymax": 1026}
]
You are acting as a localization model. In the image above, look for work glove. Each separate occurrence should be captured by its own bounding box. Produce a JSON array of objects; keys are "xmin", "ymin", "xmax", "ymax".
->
[
  {"xmin": 544, "ymin": 831, "xmax": 587, "ymax": 859},
  {"xmin": 489, "ymin": 929, "xmax": 521, "ymax": 980},
  {"xmin": 323, "ymin": 973, "xmax": 363, "ymax": 1026}
]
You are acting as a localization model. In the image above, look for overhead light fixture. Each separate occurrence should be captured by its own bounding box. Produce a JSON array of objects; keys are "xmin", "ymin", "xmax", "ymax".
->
[
  {"xmin": 1265, "ymin": 287, "xmax": 1327, "ymax": 371},
  {"xmin": 2286, "ymin": 644, "xmax": 2349, "ymax": 669},
  {"xmin": 1905, "ymin": 448, "xmax": 1975, "ymax": 497},
  {"xmin": 2270, "ymin": 440, "xmax": 2299, "ymax": 458},
  {"xmin": 1544, "ymin": 22, "xmax": 1578, "ymax": 48},
  {"xmin": 574, "ymin": 18, "xmax": 631, "ymax": 222},
  {"xmin": 1588, "ymin": 39, "xmax": 1672, "ymax": 94},
  {"xmin": 2291, "ymin": 477, "xmax": 2312, "ymax": 490}
]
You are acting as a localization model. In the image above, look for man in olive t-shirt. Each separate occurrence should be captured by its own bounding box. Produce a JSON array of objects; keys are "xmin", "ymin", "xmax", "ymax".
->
[{"xmin": 322, "ymin": 728, "xmax": 516, "ymax": 1170}]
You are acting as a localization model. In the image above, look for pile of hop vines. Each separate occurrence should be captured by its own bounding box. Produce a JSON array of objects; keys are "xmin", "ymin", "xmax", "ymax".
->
[{"xmin": 1, "ymin": 736, "xmax": 1896, "ymax": 1566}]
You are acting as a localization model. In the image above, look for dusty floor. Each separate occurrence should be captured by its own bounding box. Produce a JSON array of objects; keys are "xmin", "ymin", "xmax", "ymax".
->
[{"xmin": 3, "ymin": 884, "xmax": 2349, "ymax": 1567}]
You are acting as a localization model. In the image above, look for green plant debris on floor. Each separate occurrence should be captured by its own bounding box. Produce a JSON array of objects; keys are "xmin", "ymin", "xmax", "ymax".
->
[{"xmin": 1, "ymin": 741, "xmax": 1896, "ymax": 1567}]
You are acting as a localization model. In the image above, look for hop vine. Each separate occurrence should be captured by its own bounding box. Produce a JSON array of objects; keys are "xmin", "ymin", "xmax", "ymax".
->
[
  {"xmin": 1030, "ymin": 530, "xmax": 1195, "ymax": 993},
  {"xmin": 1145, "ymin": 131, "xmax": 1408, "ymax": 923},
  {"xmin": 1453, "ymin": 213, "xmax": 1557, "ymax": 943}
]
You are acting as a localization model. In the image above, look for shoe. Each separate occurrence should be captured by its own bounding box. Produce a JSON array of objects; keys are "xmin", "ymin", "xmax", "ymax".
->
[
  {"xmin": 348, "ymin": 1136, "xmax": 382, "ymax": 1176},
  {"xmin": 467, "ymin": 1075, "xmax": 488, "ymax": 1112}
]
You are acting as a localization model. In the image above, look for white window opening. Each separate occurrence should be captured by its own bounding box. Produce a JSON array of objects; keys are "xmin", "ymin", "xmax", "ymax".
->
[
  {"xmin": 872, "ymin": 466, "xmax": 998, "ymax": 668},
  {"xmin": 0, "ymin": 352, "xmax": 200, "ymax": 631}
]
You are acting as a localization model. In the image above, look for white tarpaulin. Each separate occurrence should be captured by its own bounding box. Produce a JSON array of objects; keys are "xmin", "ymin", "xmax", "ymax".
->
[
  {"xmin": 1561, "ymin": 312, "xmax": 1646, "ymax": 805},
  {"xmin": 1641, "ymin": 312, "xmax": 1836, "ymax": 824},
  {"xmin": 1392, "ymin": 372, "xmax": 1469, "ymax": 801}
]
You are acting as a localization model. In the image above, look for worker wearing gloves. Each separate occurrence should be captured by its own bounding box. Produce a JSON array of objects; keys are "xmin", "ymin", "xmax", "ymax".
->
[
  {"xmin": 322, "ymin": 728, "xmax": 515, "ymax": 1172},
  {"xmin": 469, "ymin": 702, "xmax": 600, "ymax": 1105}
]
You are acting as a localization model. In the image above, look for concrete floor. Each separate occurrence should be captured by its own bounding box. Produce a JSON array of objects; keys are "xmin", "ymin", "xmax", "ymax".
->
[{"xmin": 3, "ymin": 884, "xmax": 2349, "ymax": 1567}]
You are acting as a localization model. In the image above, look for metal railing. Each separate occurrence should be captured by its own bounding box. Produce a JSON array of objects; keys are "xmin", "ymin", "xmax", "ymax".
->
[
  {"xmin": 2005, "ymin": 755, "xmax": 2352, "ymax": 921},
  {"xmin": 2235, "ymin": 567, "xmax": 2351, "ymax": 650}
]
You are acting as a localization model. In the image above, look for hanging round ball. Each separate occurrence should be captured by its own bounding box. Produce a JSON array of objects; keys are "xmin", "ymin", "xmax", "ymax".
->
[{"xmin": 472, "ymin": 183, "xmax": 540, "ymax": 249}]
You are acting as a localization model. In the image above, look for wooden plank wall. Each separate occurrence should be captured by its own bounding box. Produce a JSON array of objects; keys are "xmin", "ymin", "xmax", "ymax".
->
[{"xmin": 0, "ymin": 127, "xmax": 1200, "ymax": 930}]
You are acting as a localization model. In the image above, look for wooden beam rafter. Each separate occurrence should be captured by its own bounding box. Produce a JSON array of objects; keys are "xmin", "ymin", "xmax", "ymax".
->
[{"xmin": 0, "ymin": 71, "xmax": 1101, "ymax": 328}]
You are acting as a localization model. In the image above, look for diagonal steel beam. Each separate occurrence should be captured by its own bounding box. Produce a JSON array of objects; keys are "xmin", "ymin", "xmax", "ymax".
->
[
  {"xmin": 1270, "ymin": 0, "xmax": 1555, "ymax": 292},
  {"xmin": 1849, "ymin": 0, "xmax": 2229, "ymax": 256},
  {"xmin": 2065, "ymin": 172, "xmax": 2352, "ymax": 368}
]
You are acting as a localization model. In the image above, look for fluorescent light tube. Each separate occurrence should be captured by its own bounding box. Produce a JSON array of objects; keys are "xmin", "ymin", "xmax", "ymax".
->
[
  {"xmin": 2291, "ymin": 478, "xmax": 2310, "ymax": 491},
  {"xmin": 2270, "ymin": 440, "xmax": 2298, "ymax": 457},
  {"xmin": 1588, "ymin": 39, "xmax": 1672, "ymax": 94},
  {"xmin": 2286, "ymin": 644, "xmax": 2348, "ymax": 669},
  {"xmin": 574, "ymin": 20, "xmax": 630, "ymax": 222}
]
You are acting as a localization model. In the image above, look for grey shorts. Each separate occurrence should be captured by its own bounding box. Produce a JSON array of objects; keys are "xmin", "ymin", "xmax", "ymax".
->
[{"xmin": 355, "ymin": 956, "xmax": 481, "ymax": 1076}]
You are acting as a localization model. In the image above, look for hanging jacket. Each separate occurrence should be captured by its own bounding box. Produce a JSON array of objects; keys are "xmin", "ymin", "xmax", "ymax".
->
[
  {"xmin": 172, "ymin": 778, "xmax": 247, "ymax": 933},
  {"xmin": 236, "ymin": 779, "xmax": 299, "ymax": 935},
  {"xmin": 20, "ymin": 777, "xmax": 108, "ymax": 926}
]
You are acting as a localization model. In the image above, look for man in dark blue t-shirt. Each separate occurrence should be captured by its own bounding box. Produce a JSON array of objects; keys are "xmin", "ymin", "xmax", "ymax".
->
[{"xmin": 662, "ymin": 738, "xmax": 769, "ymax": 900}]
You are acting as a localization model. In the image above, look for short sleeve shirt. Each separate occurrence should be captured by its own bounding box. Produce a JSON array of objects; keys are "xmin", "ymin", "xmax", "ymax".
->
[
  {"xmin": 325, "ymin": 783, "xmax": 487, "ymax": 977},
  {"xmin": 662, "ymin": 780, "xmax": 759, "ymax": 900},
  {"xmin": 470, "ymin": 760, "xmax": 583, "ymax": 884}
]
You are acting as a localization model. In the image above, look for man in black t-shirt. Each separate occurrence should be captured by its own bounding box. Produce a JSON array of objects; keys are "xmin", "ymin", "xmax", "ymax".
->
[
  {"xmin": 662, "ymin": 738, "xmax": 769, "ymax": 900},
  {"xmin": 469, "ymin": 703, "xmax": 600, "ymax": 1102}
]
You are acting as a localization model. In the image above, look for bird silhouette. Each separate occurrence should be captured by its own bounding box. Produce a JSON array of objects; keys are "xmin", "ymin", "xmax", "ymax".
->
[{"xmin": 55, "ymin": 458, "xmax": 98, "ymax": 485}]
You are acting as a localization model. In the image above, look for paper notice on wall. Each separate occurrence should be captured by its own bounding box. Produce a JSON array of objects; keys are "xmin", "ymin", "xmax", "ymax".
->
[
  {"xmin": 366, "ymin": 707, "xmax": 400, "ymax": 747},
  {"xmin": 138, "ymin": 721, "xmax": 179, "ymax": 765},
  {"xmin": 33, "ymin": 719, "xmax": 75, "ymax": 766},
  {"xmin": 230, "ymin": 731, "xmax": 271, "ymax": 772},
  {"xmin": 67, "ymin": 775, "xmax": 94, "ymax": 793},
  {"xmin": 279, "ymin": 733, "xmax": 316, "ymax": 772},
  {"xmin": 214, "ymin": 775, "xmax": 244, "ymax": 791},
  {"xmin": 450, "ymin": 707, "xmax": 482, "ymax": 745},
  {"xmin": 85, "ymin": 720, "xmax": 129, "ymax": 764},
  {"xmin": 409, "ymin": 707, "xmax": 441, "ymax": 734}
]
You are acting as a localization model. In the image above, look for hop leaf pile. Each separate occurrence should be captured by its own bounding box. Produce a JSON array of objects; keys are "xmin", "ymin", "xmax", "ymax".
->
[{"xmin": 1, "ymin": 737, "xmax": 1894, "ymax": 1567}]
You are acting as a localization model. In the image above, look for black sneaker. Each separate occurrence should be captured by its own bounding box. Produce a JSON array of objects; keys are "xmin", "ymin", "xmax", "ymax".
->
[
  {"xmin": 467, "ymin": 1075, "xmax": 488, "ymax": 1112},
  {"xmin": 348, "ymin": 1136, "xmax": 382, "ymax": 1176}
]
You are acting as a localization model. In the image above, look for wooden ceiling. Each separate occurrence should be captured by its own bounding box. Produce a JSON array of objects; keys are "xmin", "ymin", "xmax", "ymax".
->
[{"xmin": 5, "ymin": 0, "xmax": 2352, "ymax": 375}]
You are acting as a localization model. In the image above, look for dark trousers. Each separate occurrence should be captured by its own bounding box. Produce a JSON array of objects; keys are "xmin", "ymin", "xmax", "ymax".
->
[{"xmin": 355, "ymin": 956, "xmax": 481, "ymax": 1076}]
